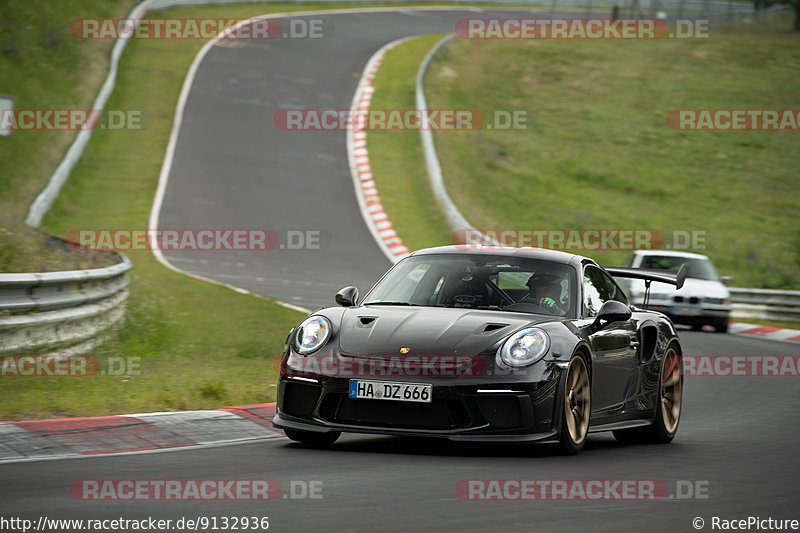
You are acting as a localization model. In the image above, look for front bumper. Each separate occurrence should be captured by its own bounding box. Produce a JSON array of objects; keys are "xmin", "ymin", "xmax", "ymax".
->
[{"xmin": 273, "ymin": 375, "xmax": 561, "ymax": 442}]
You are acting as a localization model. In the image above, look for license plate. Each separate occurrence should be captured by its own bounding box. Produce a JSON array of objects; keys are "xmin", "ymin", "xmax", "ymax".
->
[{"xmin": 349, "ymin": 380, "xmax": 432, "ymax": 403}]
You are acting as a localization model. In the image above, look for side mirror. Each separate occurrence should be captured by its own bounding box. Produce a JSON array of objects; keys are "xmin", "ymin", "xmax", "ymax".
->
[
  {"xmin": 335, "ymin": 286, "xmax": 359, "ymax": 307},
  {"xmin": 720, "ymin": 276, "xmax": 733, "ymax": 285},
  {"xmin": 594, "ymin": 300, "xmax": 632, "ymax": 326}
]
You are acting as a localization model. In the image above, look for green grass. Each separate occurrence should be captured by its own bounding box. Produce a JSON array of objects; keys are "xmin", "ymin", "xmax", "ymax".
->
[
  {"xmin": 1, "ymin": 0, "xmax": 535, "ymax": 420},
  {"xmin": 0, "ymin": 0, "xmax": 138, "ymax": 272},
  {"xmin": 5, "ymin": 0, "xmax": 559, "ymax": 419},
  {"xmin": 370, "ymin": 16, "xmax": 800, "ymax": 289},
  {"xmin": 1, "ymin": 2, "xmax": 410, "ymax": 420},
  {"xmin": 2, "ymin": 3, "xmax": 796, "ymax": 419}
]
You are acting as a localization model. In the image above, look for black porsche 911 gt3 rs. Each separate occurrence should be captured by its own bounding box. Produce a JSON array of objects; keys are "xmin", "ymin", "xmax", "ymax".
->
[{"xmin": 273, "ymin": 246, "xmax": 686, "ymax": 454}]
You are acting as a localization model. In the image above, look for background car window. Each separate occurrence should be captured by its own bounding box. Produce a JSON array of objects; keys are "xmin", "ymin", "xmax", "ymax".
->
[{"xmin": 638, "ymin": 255, "xmax": 719, "ymax": 281}]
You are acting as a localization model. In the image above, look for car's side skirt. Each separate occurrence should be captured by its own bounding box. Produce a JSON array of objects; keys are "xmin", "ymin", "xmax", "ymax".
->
[{"xmin": 587, "ymin": 419, "xmax": 652, "ymax": 433}]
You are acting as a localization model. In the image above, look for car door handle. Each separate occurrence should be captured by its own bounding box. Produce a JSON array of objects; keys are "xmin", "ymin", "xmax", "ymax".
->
[{"xmin": 629, "ymin": 340, "xmax": 640, "ymax": 349}]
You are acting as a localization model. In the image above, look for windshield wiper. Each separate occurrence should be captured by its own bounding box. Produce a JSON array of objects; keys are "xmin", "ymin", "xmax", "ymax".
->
[{"xmin": 363, "ymin": 301, "xmax": 415, "ymax": 306}]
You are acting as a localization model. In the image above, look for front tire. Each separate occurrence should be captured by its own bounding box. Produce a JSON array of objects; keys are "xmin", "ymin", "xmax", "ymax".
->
[
  {"xmin": 284, "ymin": 429, "xmax": 341, "ymax": 447},
  {"xmin": 558, "ymin": 355, "xmax": 591, "ymax": 454}
]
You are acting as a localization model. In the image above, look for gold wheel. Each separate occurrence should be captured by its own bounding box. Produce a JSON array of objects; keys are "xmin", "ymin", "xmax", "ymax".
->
[
  {"xmin": 564, "ymin": 357, "xmax": 591, "ymax": 445},
  {"xmin": 660, "ymin": 347, "xmax": 682, "ymax": 435}
]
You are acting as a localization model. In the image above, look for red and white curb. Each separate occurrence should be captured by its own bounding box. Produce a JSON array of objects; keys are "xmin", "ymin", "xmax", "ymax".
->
[
  {"xmin": 347, "ymin": 37, "xmax": 417, "ymax": 264},
  {"xmin": 729, "ymin": 322, "xmax": 800, "ymax": 344},
  {"xmin": 0, "ymin": 403, "xmax": 279, "ymax": 463}
]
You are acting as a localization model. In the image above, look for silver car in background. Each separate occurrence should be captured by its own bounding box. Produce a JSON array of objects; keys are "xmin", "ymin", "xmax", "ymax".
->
[{"xmin": 618, "ymin": 250, "xmax": 732, "ymax": 332}]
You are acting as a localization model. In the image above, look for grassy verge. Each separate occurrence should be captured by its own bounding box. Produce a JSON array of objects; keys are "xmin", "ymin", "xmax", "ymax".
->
[
  {"xmin": 367, "ymin": 35, "xmax": 454, "ymax": 252},
  {"xmin": 2, "ymin": 2, "xmax": 465, "ymax": 420},
  {"xmin": 367, "ymin": 16, "xmax": 800, "ymax": 290},
  {"xmin": 8, "ymin": 1, "xmax": 559, "ymax": 419},
  {"xmin": 426, "ymin": 17, "xmax": 800, "ymax": 289},
  {"xmin": 0, "ymin": 0, "xmax": 137, "ymax": 272}
]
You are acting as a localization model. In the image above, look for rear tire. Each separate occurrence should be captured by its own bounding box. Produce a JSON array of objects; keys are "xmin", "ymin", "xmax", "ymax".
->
[
  {"xmin": 558, "ymin": 356, "xmax": 591, "ymax": 455},
  {"xmin": 613, "ymin": 344, "xmax": 682, "ymax": 444},
  {"xmin": 650, "ymin": 345, "xmax": 682, "ymax": 442},
  {"xmin": 284, "ymin": 429, "xmax": 341, "ymax": 447},
  {"xmin": 713, "ymin": 319, "xmax": 729, "ymax": 333}
]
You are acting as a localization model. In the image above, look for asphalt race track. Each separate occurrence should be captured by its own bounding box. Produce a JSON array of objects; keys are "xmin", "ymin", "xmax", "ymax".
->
[
  {"xmin": 155, "ymin": 8, "xmax": 582, "ymax": 311},
  {"xmin": 3, "ymin": 9, "xmax": 798, "ymax": 533},
  {"xmin": 2, "ymin": 331, "xmax": 799, "ymax": 532}
]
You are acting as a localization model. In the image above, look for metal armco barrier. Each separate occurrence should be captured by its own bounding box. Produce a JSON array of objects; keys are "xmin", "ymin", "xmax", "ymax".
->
[
  {"xmin": 730, "ymin": 288, "xmax": 800, "ymax": 323},
  {"xmin": 0, "ymin": 255, "xmax": 132, "ymax": 354}
]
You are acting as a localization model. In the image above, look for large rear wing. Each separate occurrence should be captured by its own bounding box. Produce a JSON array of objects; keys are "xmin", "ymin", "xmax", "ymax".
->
[
  {"xmin": 605, "ymin": 265, "xmax": 687, "ymax": 310},
  {"xmin": 605, "ymin": 265, "xmax": 687, "ymax": 290}
]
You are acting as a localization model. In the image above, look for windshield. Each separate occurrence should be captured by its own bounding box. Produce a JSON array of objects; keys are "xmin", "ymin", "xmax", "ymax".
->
[
  {"xmin": 363, "ymin": 254, "xmax": 577, "ymax": 317},
  {"xmin": 638, "ymin": 255, "xmax": 720, "ymax": 281}
]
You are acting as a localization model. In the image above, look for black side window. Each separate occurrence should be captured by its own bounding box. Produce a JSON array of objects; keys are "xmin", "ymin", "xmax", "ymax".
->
[
  {"xmin": 604, "ymin": 273, "xmax": 629, "ymax": 305},
  {"xmin": 583, "ymin": 266, "xmax": 629, "ymax": 317},
  {"xmin": 583, "ymin": 266, "xmax": 611, "ymax": 318}
]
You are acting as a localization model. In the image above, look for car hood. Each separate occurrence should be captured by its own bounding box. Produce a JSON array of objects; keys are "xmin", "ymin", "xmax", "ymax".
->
[{"xmin": 338, "ymin": 306, "xmax": 550, "ymax": 356}]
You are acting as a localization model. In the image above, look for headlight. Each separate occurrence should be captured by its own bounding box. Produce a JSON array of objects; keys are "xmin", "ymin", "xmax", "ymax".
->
[
  {"xmin": 498, "ymin": 328, "xmax": 550, "ymax": 367},
  {"xmin": 293, "ymin": 316, "xmax": 331, "ymax": 355}
]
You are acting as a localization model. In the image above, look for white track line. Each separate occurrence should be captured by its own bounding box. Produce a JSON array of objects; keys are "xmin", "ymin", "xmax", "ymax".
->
[{"xmin": 345, "ymin": 37, "xmax": 419, "ymax": 264}]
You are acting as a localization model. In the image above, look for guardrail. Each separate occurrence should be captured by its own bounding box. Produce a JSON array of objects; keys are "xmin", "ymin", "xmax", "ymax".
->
[
  {"xmin": 730, "ymin": 288, "xmax": 800, "ymax": 323},
  {"xmin": 0, "ymin": 255, "xmax": 132, "ymax": 355}
]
